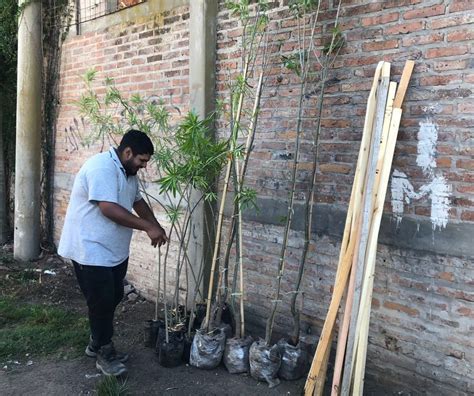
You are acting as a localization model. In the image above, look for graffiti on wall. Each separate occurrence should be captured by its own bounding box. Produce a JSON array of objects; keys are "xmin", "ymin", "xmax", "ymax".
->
[{"xmin": 390, "ymin": 118, "xmax": 452, "ymax": 230}]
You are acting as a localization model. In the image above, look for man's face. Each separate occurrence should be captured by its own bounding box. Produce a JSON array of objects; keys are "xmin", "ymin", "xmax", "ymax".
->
[{"xmin": 122, "ymin": 149, "xmax": 151, "ymax": 176}]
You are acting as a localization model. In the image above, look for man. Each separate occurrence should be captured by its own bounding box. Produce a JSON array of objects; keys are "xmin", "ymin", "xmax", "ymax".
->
[{"xmin": 58, "ymin": 130, "xmax": 167, "ymax": 377}]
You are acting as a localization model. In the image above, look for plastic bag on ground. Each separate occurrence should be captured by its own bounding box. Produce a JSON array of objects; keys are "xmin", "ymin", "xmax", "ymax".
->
[
  {"xmin": 277, "ymin": 338, "xmax": 310, "ymax": 380},
  {"xmin": 249, "ymin": 339, "xmax": 281, "ymax": 388},
  {"xmin": 223, "ymin": 336, "xmax": 253, "ymax": 374},
  {"xmin": 190, "ymin": 328, "xmax": 226, "ymax": 369}
]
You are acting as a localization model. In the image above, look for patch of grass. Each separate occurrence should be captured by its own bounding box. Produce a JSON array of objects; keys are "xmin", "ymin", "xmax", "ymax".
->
[
  {"xmin": 0, "ymin": 297, "xmax": 89, "ymax": 360},
  {"xmin": 97, "ymin": 376, "xmax": 129, "ymax": 396}
]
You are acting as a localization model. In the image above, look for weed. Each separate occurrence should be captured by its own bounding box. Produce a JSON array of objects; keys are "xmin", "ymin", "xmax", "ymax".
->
[
  {"xmin": 97, "ymin": 376, "xmax": 129, "ymax": 396},
  {"xmin": 0, "ymin": 297, "xmax": 88, "ymax": 360}
]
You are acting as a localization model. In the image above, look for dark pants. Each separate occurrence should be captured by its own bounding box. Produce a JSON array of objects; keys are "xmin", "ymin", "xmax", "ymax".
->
[{"xmin": 73, "ymin": 259, "xmax": 128, "ymax": 348}]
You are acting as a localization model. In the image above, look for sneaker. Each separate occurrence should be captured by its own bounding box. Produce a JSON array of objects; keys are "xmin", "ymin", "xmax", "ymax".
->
[
  {"xmin": 85, "ymin": 338, "xmax": 129, "ymax": 363},
  {"xmin": 96, "ymin": 343, "xmax": 128, "ymax": 377}
]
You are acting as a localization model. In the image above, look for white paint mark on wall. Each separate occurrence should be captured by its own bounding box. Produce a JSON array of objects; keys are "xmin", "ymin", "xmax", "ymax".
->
[
  {"xmin": 390, "ymin": 117, "xmax": 452, "ymax": 230},
  {"xmin": 391, "ymin": 170, "xmax": 421, "ymax": 226},
  {"xmin": 419, "ymin": 175, "xmax": 452, "ymax": 230},
  {"xmin": 416, "ymin": 119, "xmax": 438, "ymax": 175}
]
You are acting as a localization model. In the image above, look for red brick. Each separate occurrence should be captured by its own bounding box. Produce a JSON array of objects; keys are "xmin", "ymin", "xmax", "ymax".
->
[
  {"xmin": 384, "ymin": 21, "xmax": 425, "ymax": 35},
  {"xmin": 383, "ymin": 301, "xmax": 420, "ymax": 317},
  {"xmin": 437, "ymin": 272, "xmax": 455, "ymax": 282},
  {"xmin": 436, "ymin": 157, "xmax": 452, "ymax": 168},
  {"xmin": 361, "ymin": 12, "xmax": 399, "ymax": 27},
  {"xmin": 461, "ymin": 211, "xmax": 474, "ymax": 222},
  {"xmin": 433, "ymin": 59, "xmax": 468, "ymax": 71},
  {"xmin": 404, "ymin": 4, "xmax": 446, "ymax": 20},
  {"xmin": 457, "ymin": 184, "xmax": 474, "ymax": 194},
  {"xmin": 430, "ymin": 14, "xmax": 474, "ymax": 29},
  {"xmin": 319, "ymin": 163, "xmax": 352, "ymax": 174},
  {"xmin": 449, "ymin": 0, "xmax": 474, "ymax": 13},
  {"xmin": 419, "ymin": 74, "xmax": 462, "ymax": 86},
  {"xmin": 457, "ymin": 307, "xmax": 473, "ymax": 317},
  {"xmin": 447, "ymin": 30, "xmax": 474, "ymax": 42},
  {"xmin": 425, "ymin": 45, "xmax": 469, "ymax": 59},
  {"xmin": 402, "ymin": 32, "xmax": 444, "ymax": 46},
  {"xmin": 456, "ymin": 159, "xmax": 474, "ymax": 169},
  {"xmin": 362, "ymin": 39, "xmax": 399, "ymax": 51}
]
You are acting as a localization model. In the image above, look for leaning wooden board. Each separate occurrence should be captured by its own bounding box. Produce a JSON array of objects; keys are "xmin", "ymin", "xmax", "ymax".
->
[
  {"xmin": 304, "ymin": 62, "xmax": 383, "ymax": 396},
  {"xmin": 351, "ymin": 61, "xmax": 415, "ymax": 396}
]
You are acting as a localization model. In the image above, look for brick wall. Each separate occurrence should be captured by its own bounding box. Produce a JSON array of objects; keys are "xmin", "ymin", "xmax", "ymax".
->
[
  {"xmin": 54, "ymin": 0, "xmax": 473, "ymax": 394},
  {"xmin": 214, "ymin": 1, "xmax": 473, "ymax": 394},
  {"xmin": 54, "ymin": 2, "xmax": 190, "ymax": 300}
]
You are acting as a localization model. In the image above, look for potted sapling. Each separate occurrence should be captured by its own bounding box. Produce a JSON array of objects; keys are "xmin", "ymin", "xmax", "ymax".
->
[
  {"xmin": 156, "ymin": 111, "xmax": 228, "ymax": 367},
  {"xmin": 190, "ymin": 0, "xmax": 269, "ymax": 372}
]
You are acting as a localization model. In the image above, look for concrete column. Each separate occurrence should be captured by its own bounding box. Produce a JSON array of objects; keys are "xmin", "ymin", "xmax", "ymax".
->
[
  {"xmin": 14, "ymin": 0, "xmax": 42, "ymax": 260},
  {"xmin": 188, "ymin": 0, "xmax": 217, "ymax": 304}
]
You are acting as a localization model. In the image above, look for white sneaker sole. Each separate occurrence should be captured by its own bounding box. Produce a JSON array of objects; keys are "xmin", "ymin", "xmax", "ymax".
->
[{"xmin": 96, "ymin": 361, "xmax": 128, "ymax": 377}]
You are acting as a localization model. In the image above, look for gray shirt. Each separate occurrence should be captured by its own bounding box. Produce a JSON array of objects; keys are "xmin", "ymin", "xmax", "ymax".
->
[{"xmin": 58, "ymin": 148, "xmax": 142, "ymax": 267}]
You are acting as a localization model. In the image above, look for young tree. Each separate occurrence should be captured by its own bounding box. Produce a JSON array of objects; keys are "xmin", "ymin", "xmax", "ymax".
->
[{"xmin": 0, "ymin": 0, "xmax": 18, "ymax": 244}]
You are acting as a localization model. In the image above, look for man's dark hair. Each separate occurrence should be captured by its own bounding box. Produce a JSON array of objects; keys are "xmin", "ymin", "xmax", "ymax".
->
[{"xmin": 117, "ymin": 129, "xmax": 154, "ymax": 156}]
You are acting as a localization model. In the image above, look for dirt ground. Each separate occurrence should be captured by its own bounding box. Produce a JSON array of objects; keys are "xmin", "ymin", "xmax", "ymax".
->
[{"xmin": 0, "ymin": 250, "xmax": 307, "ymax": 396}]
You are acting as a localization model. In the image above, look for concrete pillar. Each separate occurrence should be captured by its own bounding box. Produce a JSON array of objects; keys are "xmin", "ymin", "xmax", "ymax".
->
[
  {"xmin": 14, "ymin": 0, "xmax": 42, "ymax": 260},
  {"xmin": 188, "ymin": 0, "xmax": 217, "ymax": 304}
]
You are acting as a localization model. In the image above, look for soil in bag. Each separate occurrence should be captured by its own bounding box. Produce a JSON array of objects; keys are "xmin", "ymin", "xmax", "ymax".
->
[
  {"xmin": 223, "ymin": 336, "xmax": 253, "ymax": 374},
  {"xmin": 157, "ymin": 327, "xmax": 184, "ymax": 368},
  {"xmin": 277, "ymin": 338, "xmax": 310, "ymax": 380},
  {"xmin": 189, "ymin": 328, "xmax": 226, "ymax": 369},
  {"xmin": 249, "ymin": 339, "xmax": 281, "ymax": 388}
]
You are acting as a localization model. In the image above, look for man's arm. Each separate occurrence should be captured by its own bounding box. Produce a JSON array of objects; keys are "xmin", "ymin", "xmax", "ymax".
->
[
  {"xmin": 133, "ymin": 198, "xmax": 161, "ymax": 227},
  {"xmin": 98, "ymin": 201, "xmax": 167, "ymax": 247}
]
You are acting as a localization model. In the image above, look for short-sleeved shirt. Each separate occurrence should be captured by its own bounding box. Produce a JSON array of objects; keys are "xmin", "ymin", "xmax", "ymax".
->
[{"xmin": 58, "ymin": 148, "xmax": 142, "ymax": 267}]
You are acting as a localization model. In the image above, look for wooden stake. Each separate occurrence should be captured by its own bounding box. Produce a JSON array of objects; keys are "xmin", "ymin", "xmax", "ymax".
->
[{"xmin": 393, "ymin": 60, "xmax": 415, "ymax": 109}]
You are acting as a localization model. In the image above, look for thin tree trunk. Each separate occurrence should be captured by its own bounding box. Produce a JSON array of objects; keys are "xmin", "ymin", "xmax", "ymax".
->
[{"xmin": 0, "ymin": 105, "xmax": 7, "ymax": 244}]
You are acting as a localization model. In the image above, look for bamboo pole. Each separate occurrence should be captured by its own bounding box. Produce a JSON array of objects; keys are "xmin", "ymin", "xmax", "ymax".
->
[{"xmin": 304, "ymin": 62, "xmax": 383, "ymax": 396}]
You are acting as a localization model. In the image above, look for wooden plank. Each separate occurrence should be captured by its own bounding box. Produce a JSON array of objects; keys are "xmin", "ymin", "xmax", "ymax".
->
[
  {"xmin": 351, "ymin": 81, "xmax": 397, "ymax": 395},
  {"xmin": 393, "ymin": 60, "xmax": 415, "ymax": 108},
  {"xmin": 351, "ymin": 60, "xmax": 415, "ymax": 394},
  {"xmin": 340, "ymin": 61, "xmax": 391, "ymax": 396},
  {"xmin": 304, "ymin": 61, "xmax": 384, "ymax": 396},
  {"xmin": 314, "ymin": 329, "xmax": 335, "ymax": 396},
  {"xmin": 352, "ymin": 107, "xmax": 403, "ymax": 395}
]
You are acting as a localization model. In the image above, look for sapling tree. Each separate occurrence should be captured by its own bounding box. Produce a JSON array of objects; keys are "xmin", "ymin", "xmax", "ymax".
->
[
  {"xmin": 204, "ymin": 0, "xmax": 269, "ymax": 337},
  {"xmin": 265, "ymin": 0, "xmax": 344, "ymax": 346},
  {"xmin": 289, "ymin": 1, "xmax": 344, "ymax": 347},
  {"xmin": 75, "ymin": 71, "xmax": 228, "ymax": 339}
]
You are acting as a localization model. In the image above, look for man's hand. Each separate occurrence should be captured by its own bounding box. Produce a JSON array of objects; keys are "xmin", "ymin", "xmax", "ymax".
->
[{"xmin": 146, "ymin": 223, "xmax": 168, "ymax": 247}]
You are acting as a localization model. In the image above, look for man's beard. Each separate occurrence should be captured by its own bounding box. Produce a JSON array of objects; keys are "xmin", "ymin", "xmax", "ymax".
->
[{"xmin": 123, "ymin": 159, "xmax": 138, "ymax": 176}]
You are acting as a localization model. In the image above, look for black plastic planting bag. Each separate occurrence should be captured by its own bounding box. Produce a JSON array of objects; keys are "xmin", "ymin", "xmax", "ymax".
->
[
  {"xmin": 144, "ymin": 319, "xmax": 162, "ymax": 348},
  {"xmin": 249, "ymin": 339, "xmax": 281, "ymax": 388},
  {"xmin": 223, "ymin": 336, "xmax": 253, "ymax": 374},
  {"xmin": 190, "ymin": 328, "xmax": 226, "ymax": 369},
  {"xmin": 277, "ymin": 338, "xmax": 310, "ymax": 380},
  {"xmin": 182, "ymin": 333, "xmax": 194, "ymax": 363},
  {"xmin": 157, "ymin": 328, "xmax": 184, "ymax": 368}
]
